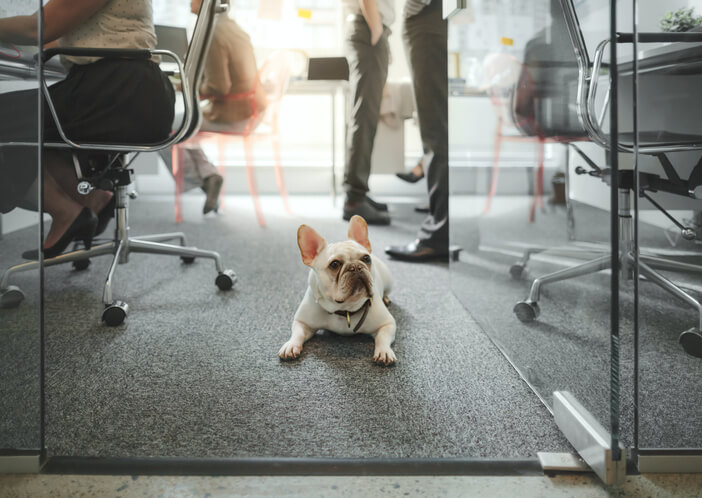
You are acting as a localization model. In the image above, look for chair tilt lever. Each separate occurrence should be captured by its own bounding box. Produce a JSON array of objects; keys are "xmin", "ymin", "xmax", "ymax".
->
[
  {"xmin": 73, "ymin": 152, "xmax": 132, "ymax": 194},
  {"xmin": 640, "ymin": 190, "xmax": 696, "ymax": 240},
  {"xmin": 574, "ymin": 165, "xmax": 603, "ymax": 178}
]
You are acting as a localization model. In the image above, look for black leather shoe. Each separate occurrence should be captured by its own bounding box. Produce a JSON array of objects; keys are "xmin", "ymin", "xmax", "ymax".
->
[
  {"xmin": 343, "ymin": 197, "xmax": 390, "ymax": 225},
  {"xmin": 396, "ymin": 171, "xmax": 425, "ymax": 183},
  {"xmin": 366, "ymin": 196, "xmax": 388, "ymax": 212},
  {"xmin": 414, "ymin": 204, "xmax": 430, "ymax": 213},
  {"xmin": 95, "ymin": 195, "xmax": 115, "ymax": 237},
  {"xmin": 22, "ymin": 207, "xmax": 98, "ymax": 260},
  {"xmin": 385, "ymin": 239, "xmax": 448, "ymax": 262}
]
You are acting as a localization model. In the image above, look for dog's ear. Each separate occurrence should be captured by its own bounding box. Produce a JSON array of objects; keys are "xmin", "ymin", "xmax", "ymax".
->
[
  {"xmin": 347, "ymin": 215, "xmax": 372, "ymax": 252},
  {"xmin": 298, "ymin": 224, "xmax": 327, "ymax": 266}
]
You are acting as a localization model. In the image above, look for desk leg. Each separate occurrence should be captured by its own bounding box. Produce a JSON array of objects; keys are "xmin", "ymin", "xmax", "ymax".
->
[
  {"xmin": 331, "ymin": 88, "xmax": 337, "ymax": 207},
  {"xmin": 565, "ymin": 147, "xmax": 576, "ymax": 241}
]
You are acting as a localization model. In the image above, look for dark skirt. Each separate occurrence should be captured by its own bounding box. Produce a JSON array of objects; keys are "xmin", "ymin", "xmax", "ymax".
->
[{"xmin": 0, "ymin": 58, "xmax": 175, "ymax": 213}]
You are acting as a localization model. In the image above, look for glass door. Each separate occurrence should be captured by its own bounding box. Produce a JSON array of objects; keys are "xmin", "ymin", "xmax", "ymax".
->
[
  {"xmin": 631, "ymin": 0, "xmax": 702, "ymax": 472},
  {"xmin": 447, "ymin": 0, "xmax": 627, "ymax": 483},
  {"xmin": 0, "ymin": 0, "xmax": 44, "ymax": 473}
]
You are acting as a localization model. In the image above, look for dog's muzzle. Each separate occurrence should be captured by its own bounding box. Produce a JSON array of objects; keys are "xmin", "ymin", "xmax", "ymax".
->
[{"xmin": 339, "ymin": 264, "xmax": 373, "ymax": 299}]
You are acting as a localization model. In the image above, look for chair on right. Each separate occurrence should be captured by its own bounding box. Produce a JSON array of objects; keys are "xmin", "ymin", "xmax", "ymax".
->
[
  {"xmin": 510, "ymin": 0, "xmax": 702, "ymax": 358},
  {"xmin": 481, "ymin": 52, "xmax": 574, "ymax": 222},
  {"xmin": 173, "ymin": 50, "xmax": 305, "ymax": 227}
]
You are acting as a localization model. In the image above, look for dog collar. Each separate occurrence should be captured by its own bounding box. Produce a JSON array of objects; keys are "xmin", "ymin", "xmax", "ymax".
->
[{"xmin": 332, "ymin": 298, "xmax": 372, "ymax": 333}]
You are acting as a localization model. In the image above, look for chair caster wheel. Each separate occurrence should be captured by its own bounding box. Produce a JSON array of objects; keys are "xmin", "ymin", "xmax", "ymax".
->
[
  {"xmin": 73, "ymin": 259, "xmax": 91, "ymax": 271},
  {"xmin": 103, "ymin": 300, "xmax": 128, "ymax": 326},
  {"xmin": 679, "ymin": 328, "xmax": 702, "ymax": 358},
  {"xmin": 514, "ymin": 301, "xmax": 540, "ymax": 322},
  {"xmin": 509, "ymin": 264, "xmax": 525, "ymax": 280},
  {"xmin": 181, "ymin": 256, "xmax": 195, "ymax": 264},
  {"xmin": 1, "ymin": 285, "xmax": 25, "ymax": 308},
  {"xmin": 215, "ymin": 269, "xmax": 237, "ymax": 291}
]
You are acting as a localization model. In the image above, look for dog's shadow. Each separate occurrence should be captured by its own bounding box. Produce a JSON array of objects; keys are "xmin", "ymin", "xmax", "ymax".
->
[{"xmin": 279, "ymin": 303, "xmax": 411, "ymax": 370}]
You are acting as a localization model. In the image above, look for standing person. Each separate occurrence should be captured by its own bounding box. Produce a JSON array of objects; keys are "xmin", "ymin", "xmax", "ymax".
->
[
  {"xmin": 167, "ymin": 0, "xmax": 267, "ymax": 214},
  {"xmin": 341, "ymin": 0, "xmax": 394, "ymax": 225},
  {"xmin": 0, "ymin": 0, "xmax": 175, "ymax": 258},
  {"xmin": 385, "ymin": 0, "xmax": 449, "ymax": 261}
]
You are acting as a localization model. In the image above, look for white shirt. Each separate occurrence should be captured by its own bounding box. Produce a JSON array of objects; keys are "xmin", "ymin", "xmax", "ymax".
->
[
  {"xmin": 59, "ymin": 0, "xmax": 156, "ymax": 67},
  {"xmin": 404, "ymin": 0, "xmax": 432, "ymax": 18},
  {"xmin": 342, "ymin": 0, "xmax": 395, "ymax": 27}
]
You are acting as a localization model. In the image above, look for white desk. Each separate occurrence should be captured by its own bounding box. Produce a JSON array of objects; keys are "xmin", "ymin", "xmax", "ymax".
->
[{"xmin": 287, "ymin": 78, "xmax": 348, "ymax": 204}]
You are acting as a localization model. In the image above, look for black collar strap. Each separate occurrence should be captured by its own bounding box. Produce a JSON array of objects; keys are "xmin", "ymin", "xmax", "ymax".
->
[{"xmin": 333, "ymin": 298, "xmax": 372, "ymax": 333}]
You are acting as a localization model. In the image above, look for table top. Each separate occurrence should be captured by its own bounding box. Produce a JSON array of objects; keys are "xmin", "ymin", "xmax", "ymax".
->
[
  {"xmin": 287, "ymin": 78, "xmax": 348, "ymax": 94},
  {"xmin": 619, "ymin": 41, "xmax": 702, "ymax": 74}
]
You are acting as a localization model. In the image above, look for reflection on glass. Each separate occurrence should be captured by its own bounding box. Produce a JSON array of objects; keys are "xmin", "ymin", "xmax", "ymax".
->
[
  {"xmin": 448, "ymin": 0, "xmax": 621, "ymax": 454},
  {"xmin": 0, "ymin": 1, "xmax": 42, "ymax": 452},
  {"xmin": 632, "ymin": 0, "xmax": 702, "ymax": 452}
]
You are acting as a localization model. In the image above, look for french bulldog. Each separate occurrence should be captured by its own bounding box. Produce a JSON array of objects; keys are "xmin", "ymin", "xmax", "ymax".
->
[{"xmin": 278, "ymin": 215, "xmax": 397, "ymax": 366}]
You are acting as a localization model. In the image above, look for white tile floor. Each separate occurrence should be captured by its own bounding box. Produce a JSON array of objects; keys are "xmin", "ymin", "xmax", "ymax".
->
[{"xmin": 2, "ymin": 474, "xmax": 702, "ymax": 497}]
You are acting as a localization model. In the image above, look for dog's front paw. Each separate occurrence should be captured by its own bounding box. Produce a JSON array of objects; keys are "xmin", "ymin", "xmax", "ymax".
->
[
  {"xmin": 278, "ymin": 341, "xmax": 303, "ymax": 361},
  {"xmin": 373, "ymin": 347, "xmax": 396, "ymax": 366}
]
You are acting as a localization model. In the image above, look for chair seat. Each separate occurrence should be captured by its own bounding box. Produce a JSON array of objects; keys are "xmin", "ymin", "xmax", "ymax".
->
[{"xmin": 619, "ymin": 130, "xmax": 702, "ymax": 147}]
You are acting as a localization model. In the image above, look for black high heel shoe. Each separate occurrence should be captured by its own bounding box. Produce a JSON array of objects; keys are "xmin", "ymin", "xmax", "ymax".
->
[
  {"xmin": 22, "ymin": 207, "xmax": 98, "ymax": 260},
  {"xmin": 396, "ymin": 170, "xmax": 425, "ymax": 183},
  {"xmin": 95, "ymin": 195, "xmax": 115, "ymax": 237}
]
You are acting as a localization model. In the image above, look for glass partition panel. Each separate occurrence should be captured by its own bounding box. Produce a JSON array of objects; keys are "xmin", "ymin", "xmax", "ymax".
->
[
  {"xmin": 448, "ymin": 0, "xmax": 626, "ymax": 475},
  {"xmin": 632, "ymin": 0, "xmax": 702, "ymax": 462},
  {"xmin": 0, "ymin": 0, "xmax": 43, "ymax": 457}
]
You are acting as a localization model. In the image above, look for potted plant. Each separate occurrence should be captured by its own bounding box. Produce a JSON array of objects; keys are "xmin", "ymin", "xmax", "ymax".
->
[{"xmin": 660, "ymin": 7, "xmax": 702, "ymax": 32}]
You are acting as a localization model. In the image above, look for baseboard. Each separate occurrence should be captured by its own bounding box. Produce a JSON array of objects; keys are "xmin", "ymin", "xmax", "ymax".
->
[
  {"xmin": 0, "ymin": 451, "xmax": 42, "ymax": 474},
  {"xmin": 637, "ymin": 449, "xmax": 702, "ymax": 473},
  {"xmin": 43, "ymin": 456, "xmax": 545, "ymax": 476}
]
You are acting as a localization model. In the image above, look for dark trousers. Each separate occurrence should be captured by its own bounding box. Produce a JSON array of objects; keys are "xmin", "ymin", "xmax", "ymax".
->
[
  {"xmin": 403, "ymin": 0, "xmax": 449, "ymax": 248},
  {"xmin": 0, "ymin": 59, "xmax": 175, "ymax": 213},
  {"xmin": 343, "ymin": 17, "xmax": 390, "ymax": 201}
]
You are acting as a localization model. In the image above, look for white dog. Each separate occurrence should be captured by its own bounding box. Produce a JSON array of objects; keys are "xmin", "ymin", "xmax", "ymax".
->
[{"xmin": 278, "ymin": 215, "xmax": 397, "ymax": 366}]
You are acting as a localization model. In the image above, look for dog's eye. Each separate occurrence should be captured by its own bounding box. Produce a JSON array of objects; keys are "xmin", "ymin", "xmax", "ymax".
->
[
  {"xmin": 328, "ymin": 260, "xmax": 341, "ymax": 270},
  {"xmin": 362, "ymin": 255, "xmax": 371, "ymax": 264}
]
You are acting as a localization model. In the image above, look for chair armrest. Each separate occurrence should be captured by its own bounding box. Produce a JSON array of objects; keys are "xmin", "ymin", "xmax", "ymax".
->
[
  {"xmin": 201, "ymin": 90, "xmax": 264, "ymax": 122},
  {"xmin": 39, "ymin": 47, "xmax": 153, "ymax": 63},
  {"xmin": 616, "ymin": 32, "xmax": 702, "ymax": 44},
  {"xmin": 584, "ymin": 34, "xmax": 702, "ymax": 153},
  {"xmin": 41, "ymin": 48, "xmax": 193, "ymax": 153}
]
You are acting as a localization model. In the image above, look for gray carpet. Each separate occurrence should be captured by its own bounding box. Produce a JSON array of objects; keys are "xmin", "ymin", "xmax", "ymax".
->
[
  {"xmin": 3, "ymin": 194, "xmax": 574, "ymax": 458},
  {"xmin": 451, "ymin": 199, "xmax": 702, "ymax": 450},
  {"xmin": 5, "ymin": 193, "xmax": 700, "ymax": 458},
  {"xmin": 0, "ymin": 222, "xmax": 42, "ymax": 450}
]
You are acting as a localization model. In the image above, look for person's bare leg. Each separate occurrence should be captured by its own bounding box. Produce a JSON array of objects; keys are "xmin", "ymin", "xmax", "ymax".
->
[
  {"xmin": 45, "ymin": 151, "xmax": 112, "ymax": 214},
  {"xmin": 42, "ymin": 166, "xmax": 83, "ymax": 249},
  {"xmin": 411, "ymin": 158, "xmax": 424, "ymax": 177}
]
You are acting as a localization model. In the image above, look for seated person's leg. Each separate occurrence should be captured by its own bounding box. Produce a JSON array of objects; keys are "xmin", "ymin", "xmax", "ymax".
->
[
  {"xmin": 24, "ymin": 152, "xmax": 99, "ymax": 259},
  {"xmin": 159, "ymin": 144, "xmax": 223, "ymax": 214},
  {"xmin": 184, "ymin": 146, "xmax": 222, "ymax": 214}
]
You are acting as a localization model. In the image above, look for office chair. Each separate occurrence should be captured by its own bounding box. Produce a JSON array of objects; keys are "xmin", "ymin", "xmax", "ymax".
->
[
  {"xmin": 510, "ymin": 0, "xmax": 702, "ymax": 358},
  {"xmin": 481, "ymin": 52, "xmax": 559, "ymax": 222},
  {"xmin": 0, "ymin": 0, "xmax": 236, "ymax": 326},
  {"xmin": 173, "ymin": 50, "xmax": 304, "ymax": 227}
]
